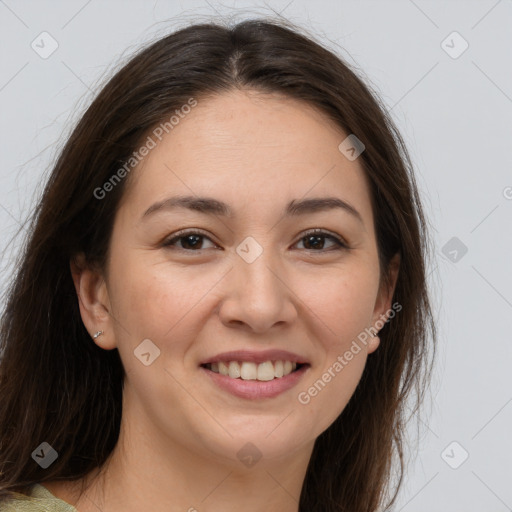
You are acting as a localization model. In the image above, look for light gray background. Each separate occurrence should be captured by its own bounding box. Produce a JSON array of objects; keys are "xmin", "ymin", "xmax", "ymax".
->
[{"xmin": 1, "ymin": 1, "xmax": 511, "ymax": 510}]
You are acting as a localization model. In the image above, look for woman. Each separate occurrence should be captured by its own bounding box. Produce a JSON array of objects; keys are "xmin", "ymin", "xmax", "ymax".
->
[{"xmin": 0, "ymin": 16, "xmax": 436, "ymax": 512}]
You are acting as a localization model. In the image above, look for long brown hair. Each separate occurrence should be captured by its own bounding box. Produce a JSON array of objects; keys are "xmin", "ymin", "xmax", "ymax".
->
[{"xmin": 0, "ymin": 16, "xmax": 436, "ymax": 511}]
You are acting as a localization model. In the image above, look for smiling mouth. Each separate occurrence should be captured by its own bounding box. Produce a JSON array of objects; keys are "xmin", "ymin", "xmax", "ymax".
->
[{"xmin": 201, "ymin": 361, "xmax": 308, "ymax": 381}]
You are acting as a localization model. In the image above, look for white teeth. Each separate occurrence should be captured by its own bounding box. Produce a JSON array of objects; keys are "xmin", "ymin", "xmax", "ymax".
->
[
  {"xmin": 218, "ymin": 361, "xmax": 229, "ymax": 376},
  {"xmin": 228, "ymin": 361, "xmax": 241, "ymax": 378},
  {"xmin": 240, "ymin": 362, "xmax": 257, "ymax": 380},
  {"xmin": 206, "ymin": 360, "xmax": 301, "ymax": 381},
  {"xmin": 257, "ymin": 361, "xmax": 275, "ymax": 381},
  {"xmin": 274, "ymin": 360, "xmax": 284, "ymax": 378}
]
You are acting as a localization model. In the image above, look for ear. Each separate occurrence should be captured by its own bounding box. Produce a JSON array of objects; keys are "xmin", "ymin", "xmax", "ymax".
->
[
  {"xmin": 70, "ymin": 253, "xmax": 117, "ymax": 350},
  {"xmin": 367, "ymin": 252, "xmax": 401, "ymax": 354}
]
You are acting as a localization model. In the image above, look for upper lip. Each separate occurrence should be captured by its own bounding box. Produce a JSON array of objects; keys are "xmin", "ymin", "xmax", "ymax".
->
[{"xmin": 200, "ymin": 349, "xmax": 309, "ymax": 365}]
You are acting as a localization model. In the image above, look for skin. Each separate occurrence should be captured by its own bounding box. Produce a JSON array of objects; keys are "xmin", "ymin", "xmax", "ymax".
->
[{"xmin": 44, "ymin": 89, "xmax": 399, "ymax": 512}]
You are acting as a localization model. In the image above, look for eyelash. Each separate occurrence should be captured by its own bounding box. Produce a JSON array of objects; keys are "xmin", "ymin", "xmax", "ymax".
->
[{"xmin": 162, "ymin": 228, "xmax": 349, "ymax": 253}]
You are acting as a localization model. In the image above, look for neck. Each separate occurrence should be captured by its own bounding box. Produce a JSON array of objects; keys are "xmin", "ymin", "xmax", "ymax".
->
[{"xmin": 72, "ymin": 392, "xmax": 314, "ymax": 512}]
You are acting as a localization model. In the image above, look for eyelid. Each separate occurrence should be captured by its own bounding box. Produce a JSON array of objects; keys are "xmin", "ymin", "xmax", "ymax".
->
[
  {"xmin": 295, "ymin": 228, "xmax": 349, "ymax": 249},
  {"xmin": 162, "ymin": 228, "xmax": 220, "ymax": 249},
  {"xmin": 162, "ymin": 227, "xmax": 349, "ymax": 253}
]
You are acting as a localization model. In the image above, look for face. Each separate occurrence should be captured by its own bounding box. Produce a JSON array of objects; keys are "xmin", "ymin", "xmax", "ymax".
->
[{"xmin": 81, "ymin": 89, "xmax": 398, "ymax": 469}]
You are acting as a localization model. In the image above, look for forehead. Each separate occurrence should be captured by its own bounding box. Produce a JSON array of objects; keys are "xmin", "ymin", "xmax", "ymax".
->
[{"xmin": 122, "ymin": 89, "xmax": 374, "ymax": 225}]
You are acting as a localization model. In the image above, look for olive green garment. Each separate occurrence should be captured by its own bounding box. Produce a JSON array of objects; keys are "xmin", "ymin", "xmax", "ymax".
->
[{"xmin": 0, "ymin": 483, "xmax": 77, "ymax": 512}]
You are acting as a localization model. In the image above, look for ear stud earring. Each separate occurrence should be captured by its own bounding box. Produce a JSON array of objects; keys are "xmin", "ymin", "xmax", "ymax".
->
[{"xmin": 93, "ymin": 331, "xmax": 104, "ymax": 339}]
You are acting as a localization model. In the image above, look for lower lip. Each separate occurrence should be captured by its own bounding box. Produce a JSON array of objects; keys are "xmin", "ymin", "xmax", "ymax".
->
[{"xmin": 200, "ymin": 364, "xmax": 310, "ymax": 400}]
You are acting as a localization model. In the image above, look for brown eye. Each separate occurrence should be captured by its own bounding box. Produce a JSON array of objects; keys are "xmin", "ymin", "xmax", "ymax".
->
[
  {"xmin": 295, "ymin": 230, "xmax": 348, "ymax": 251},
  {"xmin": 162, "ymin": 230, "xmax": 217, "ymax": 251}
]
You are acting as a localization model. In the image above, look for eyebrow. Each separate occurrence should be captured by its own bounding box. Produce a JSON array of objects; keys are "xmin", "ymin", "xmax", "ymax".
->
[{"xmin": 142, "ymin": 195, "xmax": 363, "ymax": 223}]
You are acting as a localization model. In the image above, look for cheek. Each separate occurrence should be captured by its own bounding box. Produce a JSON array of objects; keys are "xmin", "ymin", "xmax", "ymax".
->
[
  {"xmin": 299, "ymin": 263, "xmax": 379, "ymax": 347},
  {"xmin": 107, "ymin": 253, "xmax": 225, "ymax": 350},
  {"xmin": 106, "ymin": 256, "xmax": 212, "ymax": 407},
  {"xmin": 296, "ymin": 350, "xmax": 367, "ymax": 438},
  {"xmin": 292, "ymin": 264, "xmax": 378, "ymax": 434}
]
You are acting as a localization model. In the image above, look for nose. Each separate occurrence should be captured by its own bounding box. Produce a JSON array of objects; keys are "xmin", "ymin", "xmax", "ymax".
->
[{"xmin": 217, "ymin": 250, "xmax": 298, "ymax": 334}]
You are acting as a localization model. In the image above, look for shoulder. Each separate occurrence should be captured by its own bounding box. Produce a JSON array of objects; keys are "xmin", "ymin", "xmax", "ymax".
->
[{"xmin": 0, "ymin": 483, "xmax": 77, "ymax": 512}]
